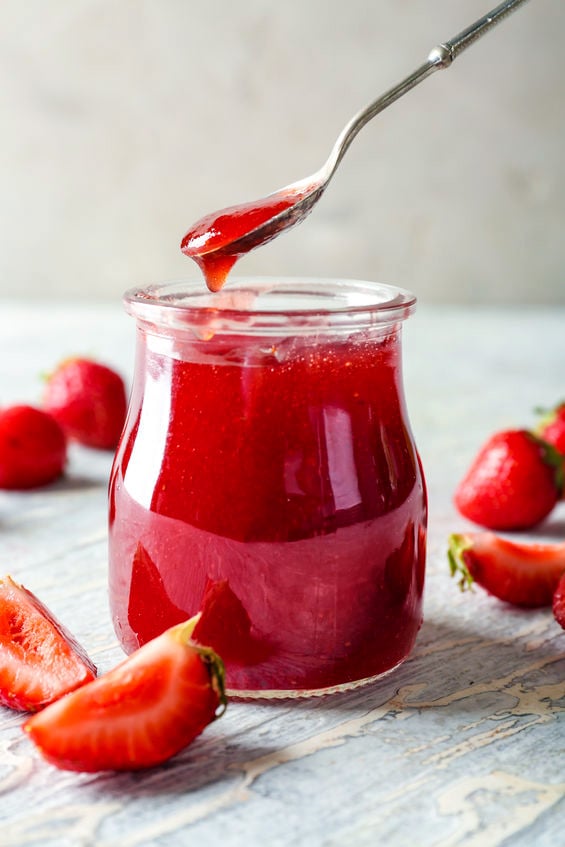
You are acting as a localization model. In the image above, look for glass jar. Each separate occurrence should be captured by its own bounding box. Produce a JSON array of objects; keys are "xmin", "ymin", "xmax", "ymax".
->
[{"xmin": 109, "ymin": 278, "xmax": 427, "ymax": 697}]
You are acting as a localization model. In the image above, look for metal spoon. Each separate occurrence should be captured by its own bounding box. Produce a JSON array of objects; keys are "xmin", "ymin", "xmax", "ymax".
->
[{"xmin": 182, "ymin": 0, "xmax": 531, "ymax": 274}]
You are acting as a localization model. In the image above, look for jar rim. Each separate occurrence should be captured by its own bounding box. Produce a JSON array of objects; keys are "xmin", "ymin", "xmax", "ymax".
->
[{"xmin": 124, "ymin": 277, "xmax": 416, "ymax": 336}]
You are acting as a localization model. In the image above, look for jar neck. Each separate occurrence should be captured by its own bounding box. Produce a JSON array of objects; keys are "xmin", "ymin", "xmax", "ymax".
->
[{"xmin": 125, "ymin": 278, "xmax": 416, "ymax": 341}]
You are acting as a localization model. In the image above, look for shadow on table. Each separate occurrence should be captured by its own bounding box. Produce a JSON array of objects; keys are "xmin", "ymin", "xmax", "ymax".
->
[
  {"xmin": 220, "ymin": 613, "xmax": 562, "ymax": 717},
  {"xmin": 528, "ymin": 517, "xmax": 565, "ymax": 539},
  {"xmin": 84, "ymin": 735, "xmax": 279, "ymax": 799}
]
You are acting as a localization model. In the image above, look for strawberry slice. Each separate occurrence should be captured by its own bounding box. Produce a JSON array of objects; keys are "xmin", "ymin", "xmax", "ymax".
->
[
  {"xmin": 448, "ymin": 532, "xmax": 565, "ymax": 607},
  {"xmin": 23, "ymin": 619, "xmax": 226, "ymax": 772},
  {"xmin": 0, "ymin": 575, "xmax": 96, "ymax": 711},
  {"xmin": 552, "ymin": 573, "xmax": 565, "ymax": 629}
]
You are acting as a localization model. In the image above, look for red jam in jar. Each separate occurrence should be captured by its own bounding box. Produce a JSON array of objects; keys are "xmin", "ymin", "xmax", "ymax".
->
[{"xmin": 109, "ymin": 278, "xmax": 427, "ymax": 697}]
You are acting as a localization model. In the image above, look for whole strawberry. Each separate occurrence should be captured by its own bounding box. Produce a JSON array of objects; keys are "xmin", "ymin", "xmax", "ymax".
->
[
  {"xmin": 43, "ymin": 358, "xmax": 127, "ymax": 450},
  {"xmin": 0, "ymin": 405, "xmax": 67, "ymax": 489},
  {"xmin": 454, "ymin": 429, "xmax": 563, "ymax": 531}
]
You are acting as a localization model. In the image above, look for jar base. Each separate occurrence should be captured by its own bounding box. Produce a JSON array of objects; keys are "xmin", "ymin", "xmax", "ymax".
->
[{"xmin": 226, "ymin": 657, "xmax": 406, "ymax": 700}]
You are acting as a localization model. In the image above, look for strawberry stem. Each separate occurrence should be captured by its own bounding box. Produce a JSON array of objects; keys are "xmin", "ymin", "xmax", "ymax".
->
[{"xmin": 447, "ymin": 534, "xmax": 475, "ymax": 592}]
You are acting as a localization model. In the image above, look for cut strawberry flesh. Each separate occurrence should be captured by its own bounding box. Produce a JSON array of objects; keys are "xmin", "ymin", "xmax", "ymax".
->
[
  {"xmin": 448, "ymin": 532, "xmax": 565, "ymax": 607},
  {"xmin": 0, "ymin": 576, "xmax": 96, "ymax": 711},
  {"xmin": 23, "ymin": 620, "xmax": 226, "ymax": 772}
]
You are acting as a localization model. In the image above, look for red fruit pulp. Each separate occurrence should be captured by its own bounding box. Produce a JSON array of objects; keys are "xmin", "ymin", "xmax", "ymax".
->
[{"xmin": 109, "ymin": 320, "xmax": 426, "ymax": 694}]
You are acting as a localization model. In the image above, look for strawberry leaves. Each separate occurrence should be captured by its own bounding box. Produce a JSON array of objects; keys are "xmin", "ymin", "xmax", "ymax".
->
[{"xmin": 447, "ymin": 533, "xmax": 475, "ymax": 592}]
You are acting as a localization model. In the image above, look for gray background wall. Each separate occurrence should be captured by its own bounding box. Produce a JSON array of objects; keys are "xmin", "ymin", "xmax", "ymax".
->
[{"xmin": 1, "ymin": 0, "xmax": 563, "ymax": 304}]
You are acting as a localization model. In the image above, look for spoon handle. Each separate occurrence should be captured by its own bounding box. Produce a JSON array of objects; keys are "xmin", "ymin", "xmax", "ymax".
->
[
  {"xmin": 329, "ymin": 0, "xmax": 531, "ymax": 173},
  {"xmin": 442, "ymin": 0, "xmax": 531, "ymax": 61}
]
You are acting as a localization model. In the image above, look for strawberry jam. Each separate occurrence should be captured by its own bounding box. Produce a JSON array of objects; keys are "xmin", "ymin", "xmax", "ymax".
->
[{"xmin": 109, "ymin": 279, "xmax": 427, "ymax": 696}]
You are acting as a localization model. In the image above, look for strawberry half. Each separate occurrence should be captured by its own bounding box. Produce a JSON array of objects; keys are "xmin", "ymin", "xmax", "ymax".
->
[
  {"xmin": 23, "ymin": 619, "xmax": 226, "ymax": 772},
  {"xmin": 43, "ymin": 357, "xmax": 127, "ymax": 450},
  {"xmin": 552, "ymin": 573, "xmax": 565, "ymax": 629},
  {"xmin": 0, "ymin": 575, "xmax": 96, "ymax": 711},
  {"xmin": 448, "ymin": 532, "xmax": 565, "ymax": 607},
  {"xmin": 454, "ymin": 429, "xmax": 563, "ymax": 531},
  {"xmin": 0, "ymin": 405, "xmax": 67, "ymax": 489}
]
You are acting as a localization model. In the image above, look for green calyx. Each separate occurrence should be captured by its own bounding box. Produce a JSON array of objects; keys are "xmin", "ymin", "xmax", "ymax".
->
[
  {"xmin": 172, "ymin": 618, "xmax": 228, "ymax": 717},
  {"xmin": 447, "ymin": 533, "xmax": 475, "ymax": 592},
  {"xmin": 197, "ymin": 644, "xmax": 228, "ymax": 717},
  {"xmin": 534, "ymin": 400, "xmax": 565, "ymax": 426}
]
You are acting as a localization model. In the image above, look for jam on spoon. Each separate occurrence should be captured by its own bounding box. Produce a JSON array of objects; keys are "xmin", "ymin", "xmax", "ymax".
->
[
  {"xmin": 180, "ymin": 183, "xmax": 316, "ymax": 293},
  {"xmin": 180, "ymin": 0, "xmax": 531, "ymax": 292}
]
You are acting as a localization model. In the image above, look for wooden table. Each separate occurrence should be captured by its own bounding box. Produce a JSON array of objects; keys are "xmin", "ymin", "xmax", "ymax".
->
[{"xmin": 0, "ymin": 301, "xmax": 563, "ymax": 846}]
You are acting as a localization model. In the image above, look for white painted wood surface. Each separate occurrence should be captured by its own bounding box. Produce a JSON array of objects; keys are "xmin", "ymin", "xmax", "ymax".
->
[{"xmin": 0, "ymin": 301, "xmax": 563, "ymax": 846}]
